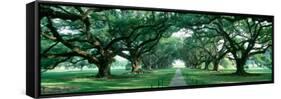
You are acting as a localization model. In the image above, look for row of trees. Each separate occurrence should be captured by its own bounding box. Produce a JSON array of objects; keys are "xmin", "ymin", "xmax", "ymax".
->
[
  {"xmin": 40, "ymin": 5, "xmax": 272, "ymax": 78},
  {"xmin": 179, "ymin": 16, "xmax": 272, "ymax": 74},
  {"xmin": 40, "ymin": 5, "xmax": 178, "ymax": 77}
]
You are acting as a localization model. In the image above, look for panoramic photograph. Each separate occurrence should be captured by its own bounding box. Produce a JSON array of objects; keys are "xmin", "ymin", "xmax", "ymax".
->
[{"xmin": 39, "ymin": 4, "xmax": 273, "ymax": 95}]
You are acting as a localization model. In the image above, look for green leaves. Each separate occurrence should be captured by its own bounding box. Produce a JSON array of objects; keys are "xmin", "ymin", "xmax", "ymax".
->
[{"xmin": 39, "ymin": 4, "xmax": 272, "ymax": 74}]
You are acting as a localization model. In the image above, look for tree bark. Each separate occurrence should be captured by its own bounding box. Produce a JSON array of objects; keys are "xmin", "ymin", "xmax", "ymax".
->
[
  {"xmin": 204, "ymin": 61, "xmax": 210, "ymax": 70},
  {"xmin": 235, "ymin": 58, "xmax": 247, "ymax": 75},
  {"xmin": 131, "ymin": 58, "xmax": 142, "ymax": 74},
  {"xmin": 212, "ymin": 60, "xmax": 220, "ymax": 71},
  {"xmin": 96, "ymin": 63, "xmax": 111, "ymax": 78}
]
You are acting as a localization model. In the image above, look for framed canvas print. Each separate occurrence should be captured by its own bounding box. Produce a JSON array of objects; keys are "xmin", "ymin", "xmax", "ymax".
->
[{"xmin": 26, "ymin": 0, "xmax": 274, "ymax": 98}]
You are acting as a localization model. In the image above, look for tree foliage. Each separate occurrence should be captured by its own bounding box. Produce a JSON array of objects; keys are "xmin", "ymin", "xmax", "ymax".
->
[{"xmin": 39, "ymin": 4, "xmax": 273, "ymax": 77}]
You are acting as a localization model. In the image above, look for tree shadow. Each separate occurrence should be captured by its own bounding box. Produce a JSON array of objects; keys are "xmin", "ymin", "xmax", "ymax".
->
[{"xmin": 213, "ymin": 73, "xmax": 266, "ymax": 77}]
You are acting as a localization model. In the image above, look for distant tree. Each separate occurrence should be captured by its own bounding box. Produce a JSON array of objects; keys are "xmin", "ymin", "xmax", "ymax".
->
[
  {"xmin": 175, "ymin": 14, "xmax": 226, "ymax": 70},
  {"xmin": 117, "ymin": 12, "xmax": 176, "ymax": 73},
  {"xmin": 142, "ymin": 37, "xmax": 181, "ymax": 70},
  {"xmin": 191, "ymin": 27, "xmax": 228, "ymax": 71},
  {"xmin": 180, "ymin": 37, "xmax": 206, "ymax": 69},
  {"xmin": 251, "ymin": 50, "xmax": 272, "ymax": 69}
]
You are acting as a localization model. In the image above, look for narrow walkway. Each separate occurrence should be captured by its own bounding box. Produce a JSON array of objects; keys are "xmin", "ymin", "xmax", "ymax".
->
[{"xmin": 169, "ymin": 69, "xmax": 187, "ymax": 87}]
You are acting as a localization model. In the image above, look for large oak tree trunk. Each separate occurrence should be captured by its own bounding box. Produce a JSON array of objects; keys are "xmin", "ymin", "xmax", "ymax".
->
[
  {"xmin": 235, "ymin": 58, "xmax": 247, "ymax": 75},
  {"xmin": 212, "ymin": 60, "xmax": 220, "ymax": 71},
  {"xmin": 131, "ymin": 58, "xmax": 142, "ymax": 74},
  {"xmin": 96, "ymin": 63, "xmax": 111, "ymax": 78}
]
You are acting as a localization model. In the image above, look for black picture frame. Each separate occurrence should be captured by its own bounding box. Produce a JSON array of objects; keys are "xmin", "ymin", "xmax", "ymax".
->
[{"xmin": 26, "ymin": 0, "xmax": 274, "ymax": 98}]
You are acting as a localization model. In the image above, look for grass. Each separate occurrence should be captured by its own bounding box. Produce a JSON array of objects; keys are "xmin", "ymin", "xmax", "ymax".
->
[
  {"xmin": 180, "ymin": 68, "xmax": 272, "ymax": 85},
  {"xmin": 41, "ymin": 68, "xmax": 176, "ymax": 95},
  {"xmin": 41, "ymin": 67, "xmax": 272, "ymax": 95}
]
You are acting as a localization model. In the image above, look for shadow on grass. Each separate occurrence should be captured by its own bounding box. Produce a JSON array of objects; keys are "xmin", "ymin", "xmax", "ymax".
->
[
  {"xmin": 180, "ymin": 68, "xmax": 272, "ymax": 86},
  {"xmin": 213, "ymin": 72, "xmax": 272, "ymax": 77},
  {"xmin": 41, "ymin": 68, "xmax": 177, "ymax": 95}
]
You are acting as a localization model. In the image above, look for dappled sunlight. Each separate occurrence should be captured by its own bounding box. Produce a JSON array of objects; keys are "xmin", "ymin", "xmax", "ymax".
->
[
  {"xmin": 41, "ymin": 68, "xmax": 176, "ymax": 94},
  {"xmin": 171, "ymin": 28, "xmax": 193, "ymax": 39},
  {"xmin": 181, "ymin": 68, "xmax": 272, "ymax": 86},
  {"xmin": 41, "ymin": 85, "xmax": 80, "ymax": 95},
  {"xmin": 71, "ymin": 78, "xmax": 95, "ymax": 83},
  {"xmin": 41, "ymin": 82, "xmax": 66, "ymax": 86}
]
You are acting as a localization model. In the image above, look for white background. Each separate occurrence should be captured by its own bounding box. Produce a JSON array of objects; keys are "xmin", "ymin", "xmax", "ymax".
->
[{"xmin": 0, "ymin": 0, "xmax": 280, "ymax": 99}]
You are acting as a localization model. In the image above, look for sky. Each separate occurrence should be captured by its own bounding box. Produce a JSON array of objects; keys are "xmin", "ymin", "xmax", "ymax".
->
[
  {"xmin": 172, "ymin": 59, "xmax": 185, "ymax": 68},
  {"xmin": 171, "ymin": 28, "xmax": 192, "ymax": 39}
]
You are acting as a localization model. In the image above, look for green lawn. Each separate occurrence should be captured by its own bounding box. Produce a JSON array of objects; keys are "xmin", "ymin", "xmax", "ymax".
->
[
  {"xmin": 41, "ymin": 68, "xmax": 176, "ymax": 95},
  {"xmin": 41, "ymin": 67, "xmax": 272, "ymax": 95},
  {"xmin": 180, "ymin": 68, "xmax": 272, "ymax": 85}
]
